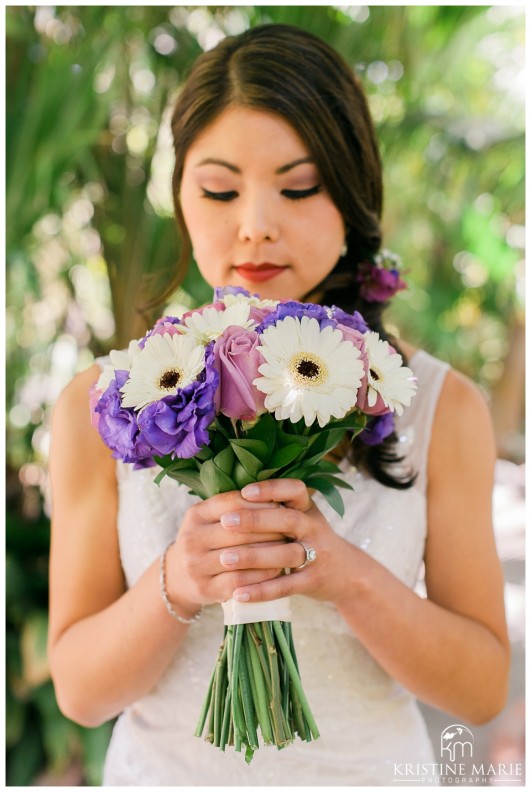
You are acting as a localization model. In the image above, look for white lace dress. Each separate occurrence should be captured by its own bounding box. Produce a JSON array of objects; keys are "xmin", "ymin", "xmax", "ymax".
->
[{"xmin": 102, "ymin": 349, "xmax": 449, "ymax": 786}]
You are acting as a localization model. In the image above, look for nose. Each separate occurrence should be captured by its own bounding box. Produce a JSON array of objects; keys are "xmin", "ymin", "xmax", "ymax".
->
[{"xmin": 237, "ymin": 190, "xmax": 280, "ymax": 244}]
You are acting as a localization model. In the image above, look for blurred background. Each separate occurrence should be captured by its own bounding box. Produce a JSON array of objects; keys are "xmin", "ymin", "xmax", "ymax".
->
[{"xmin": 6, "ymin": 5, "xmax": 525, "ymax": 785}]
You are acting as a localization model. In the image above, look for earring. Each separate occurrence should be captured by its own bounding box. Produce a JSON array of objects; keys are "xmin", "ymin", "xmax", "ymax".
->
[{"xmin": 340, "ymin": 241, "xmax": 348, "ymax": 257}]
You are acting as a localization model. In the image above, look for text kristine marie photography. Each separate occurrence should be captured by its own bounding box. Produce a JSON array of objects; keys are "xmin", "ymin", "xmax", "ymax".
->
[{"xmin": 393, "ymin": 724, "xmax": 524, "ymax": 784}]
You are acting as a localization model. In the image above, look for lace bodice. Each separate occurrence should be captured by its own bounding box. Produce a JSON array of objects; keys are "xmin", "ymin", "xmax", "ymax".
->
[{"xmin": 102, "ymin": 349, "xmax": 449, "ymax": 786}]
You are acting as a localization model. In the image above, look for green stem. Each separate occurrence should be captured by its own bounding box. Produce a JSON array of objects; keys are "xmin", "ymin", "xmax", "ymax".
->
[
  {"xmin": 231, "ymin": 624, "xmax": 246, "ymax": 751},
  {"xmin": 220, "ymin": 685, "xmax": 232, "ymax": 751},
  {"xmin": 213, "ymin": 639, "xmax": 228, "ymax": 746},
  {"xmin": 272, "ymin": 620, "xmax": 319, "ymax": 739},
  {"xmin": 262, "ymin": 621, "xmax": 292, "ymax": 746},
  {"xmin": 239, "ymin": 643, "xmax": 259, "ymax": 749},
  {"xmin": 248, "ymin": 624, "xmax": 273, "ymax": 697},
  {"xmin": 281, "ymin": 622, "xmax": 290, "ymax": 723},
  {"xmin": 246, "ymin": 627, "xmax": 274, "ymax": 745}
]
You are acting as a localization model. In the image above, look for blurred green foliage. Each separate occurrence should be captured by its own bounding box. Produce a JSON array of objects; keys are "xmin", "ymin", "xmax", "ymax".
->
[{"xmin": 6, "ymin": 5, "xmax": 524, "ymax": 784}]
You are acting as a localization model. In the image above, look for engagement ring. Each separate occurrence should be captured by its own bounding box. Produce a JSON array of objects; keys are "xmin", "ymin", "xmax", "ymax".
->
[{"xmin": 293, "ymin": 541, "xmax": 317, "ymax": 570}]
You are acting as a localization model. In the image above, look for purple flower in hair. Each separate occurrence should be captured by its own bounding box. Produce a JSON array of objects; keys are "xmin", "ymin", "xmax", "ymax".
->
[{"xmin": 356, "ymin": 251, "xmax": 407, "ymax": 303}]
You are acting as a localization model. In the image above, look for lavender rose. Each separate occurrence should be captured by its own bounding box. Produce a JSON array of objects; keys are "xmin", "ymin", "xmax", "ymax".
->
[{"xmin": 213, "ymin": 325, "xmax": 266, "ymax": 421}]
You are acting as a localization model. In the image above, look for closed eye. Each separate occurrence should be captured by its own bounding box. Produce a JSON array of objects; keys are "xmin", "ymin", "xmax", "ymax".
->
[
  {"xmin": 201, "ymin": 189, "xmax": 238, "ymax": 202},
  {"xmin": 282, "ymin": 185, "xmax": 322, "ymax": 200}
]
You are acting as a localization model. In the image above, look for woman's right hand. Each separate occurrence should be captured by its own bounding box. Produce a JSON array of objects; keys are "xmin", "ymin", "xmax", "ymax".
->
[{"xmin": 164, "ymin": 492, "xmax": 286, "ymax": 616}]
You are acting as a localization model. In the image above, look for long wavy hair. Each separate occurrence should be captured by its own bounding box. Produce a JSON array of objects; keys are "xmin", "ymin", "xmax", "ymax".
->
[{"xmin": 158, "ymin": 23, "xmax": 415, "ymax": 489}]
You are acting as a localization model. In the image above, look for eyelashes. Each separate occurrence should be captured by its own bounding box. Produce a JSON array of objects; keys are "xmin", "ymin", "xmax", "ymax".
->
[
  {"xmin": 283, "ymin": 185, "xmax": 322, "ymax": 200},
  {"xmin": 201, "ymin": 189, "xmax": 237, "ymax": 202},
  {"xmin": 201, "ymin": 185, "xmax": 322, "ymax": 202}
]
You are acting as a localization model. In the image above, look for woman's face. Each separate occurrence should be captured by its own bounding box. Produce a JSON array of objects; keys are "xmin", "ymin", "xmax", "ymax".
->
[{"xmin": 179, "ymin": 106, "xmax": 346, "ymax": 301}]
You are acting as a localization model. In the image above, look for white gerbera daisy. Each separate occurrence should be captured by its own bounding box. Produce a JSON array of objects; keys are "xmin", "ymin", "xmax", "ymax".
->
[
  {"xmin": 363, "ymin": 331, "xmax": 417, "ymax": 415},
  {"xmin": 253, "ymin": 315, "xmax": 364, "ymax": 428},
  {"xmin": 180, "ymin": 303, "xmax": 254, "ymax": 344},
  {"xmin": 222, "ymin": 293, "xmax": 279, "ymax": 311},
  {"xmin": 96, "ymin": 340, "xmax": 142, "ymax": 393},
  {"xmin": 120, "ymin": 333, "xmax": 205, "ymax": 410}
]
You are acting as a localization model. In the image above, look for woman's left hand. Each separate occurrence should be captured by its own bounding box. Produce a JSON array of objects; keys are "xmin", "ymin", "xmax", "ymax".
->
[{"xmin": 218, "ymin": 478, "xmax": 354, "ymax": 606}]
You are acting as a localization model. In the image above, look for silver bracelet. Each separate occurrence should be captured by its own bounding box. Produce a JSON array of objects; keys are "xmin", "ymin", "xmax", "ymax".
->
[{"xmin": 159, "ymin": 542, "xmax": 202, "ymax": 625}]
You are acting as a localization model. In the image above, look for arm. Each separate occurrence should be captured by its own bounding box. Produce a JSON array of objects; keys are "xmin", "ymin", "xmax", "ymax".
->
[
  {"xmin": 214, "ymin": 370, "xmax": 510, "ymax": 724},
  {"xmin": 48, "ymin": 366, "xmax": 283, "ymax": 727},
  {"xmin": 48, "ymin": 365, "xmax": 197, "ymax": 727}
]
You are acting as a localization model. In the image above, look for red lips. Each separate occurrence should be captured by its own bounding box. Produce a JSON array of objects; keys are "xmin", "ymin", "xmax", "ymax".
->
[{"xmin": 234, "ymin": 263, "xmax": 287, "ymax": 283}]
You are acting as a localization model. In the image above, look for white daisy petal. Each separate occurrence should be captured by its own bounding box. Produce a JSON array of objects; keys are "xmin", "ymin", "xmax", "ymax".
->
[
  {"xmin": 254, "ymin": 315, "xmax": 363, "ymax": 428},
  {"xmin": 120, "ymin": 333, "xmax": 206, "ymax": 410},
  {"xmin": 181, "ymin": 303, "xmax": 254, "ymax": 343},
  {"xmin": 363, "ymin": 331, "xmax": 417, "ymax": 413}
]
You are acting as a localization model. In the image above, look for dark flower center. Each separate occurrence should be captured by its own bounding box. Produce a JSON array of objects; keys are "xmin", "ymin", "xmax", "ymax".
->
[
  {"xmin": 370, "ymin": 368, "xmax": 380, "ymax": 381},
  {"xmin": 297, "ymin": 359, "xmax": 320, "ymax": 379},
  {"xmin": 159, "ymin": 369, "xmax": 182, "ymax": 389}
]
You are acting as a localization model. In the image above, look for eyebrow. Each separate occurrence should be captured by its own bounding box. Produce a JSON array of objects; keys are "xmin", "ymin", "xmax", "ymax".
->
[{"xmin": 195, "ymin": 157, "xmax": 315, "ymax": 174}]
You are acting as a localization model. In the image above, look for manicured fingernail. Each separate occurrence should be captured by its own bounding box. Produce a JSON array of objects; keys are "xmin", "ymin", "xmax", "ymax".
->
[
  {"xmin": 241, "ymin": 484, "xmax": 260, "ymax": 498},
  {"xmin": 220, "ymin": 551, "xmax": 239, "ymax": 566},
  {"xmin": 234, "ymin": 592, "xmax": 250, "ymax": 602},
  {"xmin": 220, "ymin": 512, "xmax": 240, "ymax": 527}
]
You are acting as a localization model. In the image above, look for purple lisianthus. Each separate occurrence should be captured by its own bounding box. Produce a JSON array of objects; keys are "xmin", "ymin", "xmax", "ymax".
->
[
  {"xmin": 213, "ymin": 325, "xmax": 265, "ymax": 421},
  {"xmin": 257, "ymin": 301, "xmax": 336, "ymax": 333},
  {"xmin": 357, "ymin": 262, "xmax": 406, "ymax": 303},
  {"xmin": 359, "ymin": 413, "xmax": 395, "ymax": 446},
  {"xmin": 330, "ymin": 306, "xmax": 369, "ymax": 334},
  {"xmin": 137, "ymin": 344, "xmax": 219, "ymax": 459},
  {"xmin": 214, "ymin": 285, "xmax": 255, "ymax": 301},
  {"xmin": 95, "ymin": 371, "xmax": 156, "ymax": 467}
]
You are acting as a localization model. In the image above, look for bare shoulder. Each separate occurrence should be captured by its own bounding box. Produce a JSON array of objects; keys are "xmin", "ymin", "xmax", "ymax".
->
[
  {"xmin": 53, "ymin": 363, "xmax": 100, "ymax": 423},
  {"xmin": 51, "ymin": 364, "xmax": 114, "ymax": 469},
  {"xmin": 429, "ymin": 366, "xmax": 496, "ymax": 486}
]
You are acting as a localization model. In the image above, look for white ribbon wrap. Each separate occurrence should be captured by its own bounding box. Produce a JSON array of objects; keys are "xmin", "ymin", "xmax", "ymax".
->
[{"xmin": 221, "ymin": 596, "xmax": 292, "ymax": 625}]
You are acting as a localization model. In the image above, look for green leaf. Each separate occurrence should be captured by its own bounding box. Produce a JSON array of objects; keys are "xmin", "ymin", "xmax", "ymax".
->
[
  {"xmin": 306, "ymin": 472, "xmax": 353, "ymax": 490},
  {"xmin": 233, "ymin": 461, "xmax": 255, "ymax": 489},
  {"xmin": 230, "ymin": 438, "xmax": 270, "ymax": 464},
  {"xmin": 304, "ymin": 477, "xmax": 346, "ymax": 517},
  {"xmin": 245, "ymin": 412, "xmax": 277, "ymax": 445},
  {"xmin": 328, "ymin": 413, "xmax": 367, "ymax": 434},
  {"xmin": 165, "ymin": 469, "xmax": 207, "ymax": 499},
  {"xmin": 213, "ymin": 445, "xmax": 235, "ymax": 477},
  {"xmin": 199, "ymin": 459, "xmax": 237, "ymax": 497},
  {"xmin": 266, "ymin": 443, "xmax": 306, "ymax": 470},
  {"xmin": 154, "ymin": 458, "xmax": 198, "ymax": 486},
  {"xmin": 229, "ymin": 443, "xmax": 263, "ymax": 478}
]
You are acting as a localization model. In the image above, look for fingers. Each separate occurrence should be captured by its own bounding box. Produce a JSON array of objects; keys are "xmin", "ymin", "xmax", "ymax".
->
[
  {"xmin": 219, "ymin": 501, "xmax": 307, "ymax": 539},
  {"xmin": 240, "ymin": 479, "xmax": 313, "ymax": 512},
  {"xmin": 232, "ymin": 569, "xmax": 306, "ymax": 604},
  {"xmin": 218, "ymin": 540, "xmax": 306, "ymax": 572},
  {"xmin": 194, "ymin": 491, "xmax": 279, "ymax": 523}
]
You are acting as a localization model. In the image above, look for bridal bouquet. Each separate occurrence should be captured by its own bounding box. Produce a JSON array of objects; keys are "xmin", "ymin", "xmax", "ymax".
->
[{"xmin": 90, "ymin": 286, "xmax": 416, "ymax": 763}]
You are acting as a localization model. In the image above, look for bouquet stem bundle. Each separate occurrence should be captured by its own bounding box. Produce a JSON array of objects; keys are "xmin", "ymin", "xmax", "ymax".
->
[{"xmin": 195, "ymin": 621, "xmax": 319, "ymax": 764}]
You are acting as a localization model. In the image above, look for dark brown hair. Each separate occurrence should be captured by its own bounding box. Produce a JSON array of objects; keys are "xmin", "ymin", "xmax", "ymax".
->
[{"xmin": 164, "ymin": 23, "xmax": 414, "ymax": 489}]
